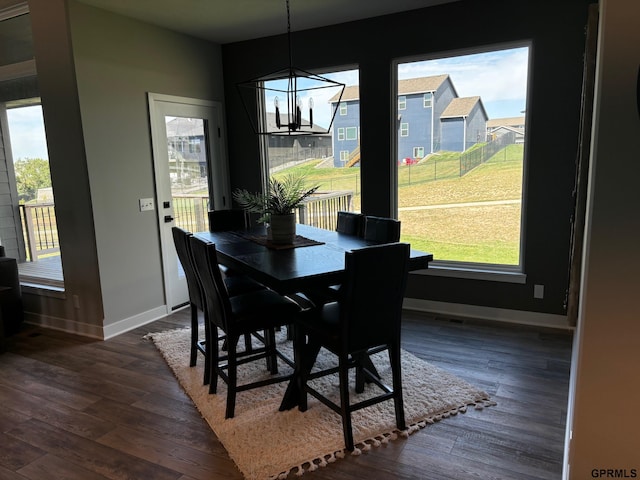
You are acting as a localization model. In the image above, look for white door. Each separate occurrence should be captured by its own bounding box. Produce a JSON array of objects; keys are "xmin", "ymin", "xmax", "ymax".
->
[{"xmin": 148, "ymin": 93, "xmax": 230, "ymax": 311}]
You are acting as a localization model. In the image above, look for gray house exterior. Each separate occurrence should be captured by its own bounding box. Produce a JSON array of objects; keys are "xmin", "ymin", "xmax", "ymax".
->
[
  {"xmin": 440, "ymin": 96, "xmax": 489, "ymax": 152},
  {"xmin": 328, "ymin": 85, "xmax": 361, "ymax": 167},
  {"xmin": 329, "ymin": 74, "xmax": 488, "ymax": 167},
  {"xmin": 396, "ymin": 75, "xmax": 456, "ymax": 162}
]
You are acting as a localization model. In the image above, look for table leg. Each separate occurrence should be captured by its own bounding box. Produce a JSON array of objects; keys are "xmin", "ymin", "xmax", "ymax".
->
[{"xmin": 279, "ymin": 329, "xmax": 320, "ymax": 411}]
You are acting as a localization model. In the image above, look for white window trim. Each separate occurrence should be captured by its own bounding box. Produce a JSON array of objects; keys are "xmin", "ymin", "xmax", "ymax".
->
[
  {"xmin": 398, "ymin": 95, "xmax": 406, "ymax": 110},
  {"xmin": 337, "ymin": 127, "xmax": 345, "ymax": 140},
  {"xmin": 346, "ymin": 126, "xmax": 358, "ymax": 140},
  {"xmin": 339, "ymin": 103, "xmax": 347, "ymax": 115},
  {"xmin": 400, "ymin": 122, "xmax": 409, "ymax": 137}
]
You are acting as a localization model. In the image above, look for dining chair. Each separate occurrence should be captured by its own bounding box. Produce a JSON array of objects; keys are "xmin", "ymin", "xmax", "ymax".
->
[
  {"xmin": 301, "ymin": 211, "xmax": 366, "ymax": 306},
  {"xmin": 208, "ymin": 208, "xmax": 247, "ymax": 232},
  {"xmin": 336, "ymin": 211, "xmax": 365, "ymax": 237},
  {"xmin": 363, "ymin": 215, "xmax": 401, "ymax": 243},
  {"xmin": 172, "ymin": 227, "xmax": 264, "ymax": 385},
  {"xmin": 189, "ymin": 235, "xmax": 301, "ymax": 418},
  {"xmin": 208, "ymin": 208, "xmax": 247, "ymax": 279},
  {"xmin": 293, "ymin": 242, "xmax": 410, "ymax": 451}
]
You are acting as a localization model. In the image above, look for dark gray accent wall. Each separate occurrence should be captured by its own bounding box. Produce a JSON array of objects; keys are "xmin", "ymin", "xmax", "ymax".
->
[{"xmin": 221, "ymin": 0, "xmax": 593, "ymax": 317}]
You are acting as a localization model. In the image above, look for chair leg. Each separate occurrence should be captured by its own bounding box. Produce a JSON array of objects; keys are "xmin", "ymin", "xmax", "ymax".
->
[
  {"xmin": 208, "ymin": 325, "xmax": 220, "ymax": 394},
  {"xmin": 244, "ymin": 333, "xmax": 253, "ymax": 352},
  {"xmin": 203, "ymin": 319, "xmax": 211, "ymax": 385},
  {"xmin": 189, "ymin": 304, "xmax": 198, "ymax": 367},
  {"xmin": 265, "ymin": 328, "xmax": 278, "ymax": 374},
  {"xmin": 389, "ymin": 343, "xmax": 406, "ymax": 430},
  {"xmin": 225, "ymin": 335, "xmax": 239, "ymax": 419},
  {"xmin": 338, "ymin": 355, "xmax": 355, "ymax": 451}
]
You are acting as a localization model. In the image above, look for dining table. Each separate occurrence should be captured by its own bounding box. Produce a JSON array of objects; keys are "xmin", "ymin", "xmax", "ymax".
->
[
  {"xmin": 194, "ymin": 223, "xmax": 433, "ymax": 295},
  {"xmin": 194, "ymin": 223, "xmax": 433, "ymax": 410}
]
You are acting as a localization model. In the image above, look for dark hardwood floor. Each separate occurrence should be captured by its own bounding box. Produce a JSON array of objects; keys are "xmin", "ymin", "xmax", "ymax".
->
[{"xmin": 0, "ymin": 309, "xmax": 572, "ymax": 480}]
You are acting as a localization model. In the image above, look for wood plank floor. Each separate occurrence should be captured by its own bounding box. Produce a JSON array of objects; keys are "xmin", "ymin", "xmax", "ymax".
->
[{"xmin": 0, "ymin": 310, "xmax": 573, "ymax": 480}]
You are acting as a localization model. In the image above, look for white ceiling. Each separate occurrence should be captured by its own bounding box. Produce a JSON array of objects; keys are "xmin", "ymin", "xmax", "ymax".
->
[{"xmin": 75, "ymin": 0, "xmax": 457, "ymax": 44}]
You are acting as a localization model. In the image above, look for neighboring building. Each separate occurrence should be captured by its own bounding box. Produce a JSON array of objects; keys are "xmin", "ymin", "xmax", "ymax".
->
[
  {"xmin": 264, "ymin": 112, "xmax": 332, "ymax": 171},
  {"xmin": 328, "ymin": 85, "xmax": 361, "ymax": 167},
  {"xmin": 486, "ymin": 116, "xmax": 526, "ymax": 143},
  {"xmin": 165, "ymin": 117, "xmax": 207, "ymax": 183},
  {"xmin": 166, "ymin": 114, "xmax": 331, "ymax": 174},
  {"xmin": 329, "ymin": 75, "xmax": 489, "ymax": 167},
  {"xmin": 440, "ymin": 96, "xmax": 489, "ymax": 151},
  {"xmin": 396, "ymin": 75, "xmax": 456, "ymax": 162}
]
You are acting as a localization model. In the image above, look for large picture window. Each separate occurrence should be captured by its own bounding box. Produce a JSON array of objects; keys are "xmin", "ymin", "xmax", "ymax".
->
[
  {"xmin": 395, "ymin": 44, "xmax": 529, "ymax": 270},
  {"xmin": 1, "ymin": 10, "xmax": 63, "ymax": 288}
]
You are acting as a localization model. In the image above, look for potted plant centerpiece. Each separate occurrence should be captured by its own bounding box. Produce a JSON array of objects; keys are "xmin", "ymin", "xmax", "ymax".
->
[{"xmin": 233, "ymin": 174, "xmax": 319, "ymax": 245}]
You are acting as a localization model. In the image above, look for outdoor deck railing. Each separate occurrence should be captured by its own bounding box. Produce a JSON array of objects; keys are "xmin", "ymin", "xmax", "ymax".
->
[
  {"xmin": 19, "ymin": 191, "xmax": 355, "ymax": 262},
  {"xmin": 173, "ymin": 190, "xmax": 354, "ymax": 233},
  {"xmin": 19, "ymin": 203, "xmax": 60, "ymax": 261}
]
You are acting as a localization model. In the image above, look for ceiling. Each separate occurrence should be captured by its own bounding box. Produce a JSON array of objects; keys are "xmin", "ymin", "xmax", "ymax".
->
[{"xmin": 74, "ymin": 0, "xmax": 457, "ymax": 44}]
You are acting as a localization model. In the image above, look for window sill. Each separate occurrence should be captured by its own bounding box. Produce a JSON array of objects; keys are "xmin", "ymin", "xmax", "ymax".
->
[
  {"xmin": 412, "ymin": 264, "xmax": 527, "ymax": 284},
  {"xmin": 21, "ymin": 282, "xmax": 66, "ymax": 299}
]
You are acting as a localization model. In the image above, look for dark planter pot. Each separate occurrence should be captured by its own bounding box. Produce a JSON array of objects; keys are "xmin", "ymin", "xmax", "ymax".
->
[{"xmin": 270, "ymin": 213, "xmax": 296, "ymax": 244}]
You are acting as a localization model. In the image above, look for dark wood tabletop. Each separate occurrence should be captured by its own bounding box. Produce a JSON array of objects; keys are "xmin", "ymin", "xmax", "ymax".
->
[{"xmin": 195, "ymin": 223, "xmax": 433, "ymax": 294}]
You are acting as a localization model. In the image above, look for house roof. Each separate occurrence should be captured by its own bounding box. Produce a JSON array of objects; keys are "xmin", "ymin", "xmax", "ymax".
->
[
  {"xmin": 329, "ymin": 74, "xmax": 451, "ymax": 103},
  {"xmin": 489, "ymin": 125, "xmax": 525, "ymax": 136},
  {"xmin": 486, "ymin": 116, "xmax": 526, "ymax": 128},
  {"xmin": 398, "ymin": 75, "xmax": 450, "ymax": 95},
  {"xmin": 441, "ymin": 96, "xmax": 484, "ymax": 118},
  {"xmin": 330, "ymin": 85, "xmax": 360, "ymax": 103}
]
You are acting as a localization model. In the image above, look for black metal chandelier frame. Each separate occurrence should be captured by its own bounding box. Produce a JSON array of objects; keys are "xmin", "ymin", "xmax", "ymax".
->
[{"xmin": 236, "ymin": 0, "xmax": 345, "ymax": 136}]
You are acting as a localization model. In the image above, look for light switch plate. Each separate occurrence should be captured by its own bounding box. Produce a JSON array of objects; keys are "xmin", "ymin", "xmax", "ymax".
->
[{"xmin": 139, "ymin": 198, "xmax": 155, "ymax": 212}]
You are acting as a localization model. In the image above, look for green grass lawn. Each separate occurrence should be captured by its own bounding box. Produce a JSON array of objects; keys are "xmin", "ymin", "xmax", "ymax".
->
[{"xmin": 274, "ymin": 143, "xmax": 524, "ymax": 265}]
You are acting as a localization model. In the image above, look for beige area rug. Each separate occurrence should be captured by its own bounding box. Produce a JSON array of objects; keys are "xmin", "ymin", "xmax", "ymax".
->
[{"xmin": 146, "ymin": 327, "xmax": 494, "ymax": 480}]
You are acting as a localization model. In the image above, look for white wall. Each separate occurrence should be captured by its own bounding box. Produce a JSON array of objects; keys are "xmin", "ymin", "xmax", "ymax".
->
[{"xmin": 566, "ymin": 0, "xmax": 640, "ymax": 477}]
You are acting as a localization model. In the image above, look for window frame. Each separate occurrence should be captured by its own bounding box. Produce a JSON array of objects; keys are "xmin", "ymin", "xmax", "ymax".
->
[
  {"xmin": 423, "ymin": 92, "xmax": 433, "ymax": 108},
  {"xmin": 393, "ymin": 41, "xmax": 531, "ymax": 279}
]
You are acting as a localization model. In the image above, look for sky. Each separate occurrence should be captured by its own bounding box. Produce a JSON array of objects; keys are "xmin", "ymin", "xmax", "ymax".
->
[
  {"xmin": 265, "ymin": 45, "xmax": 529, "ymax": 129},
  {"xmin": 6, "ymin": 105, "xmax": 49, "ymax": 161},
  {"xmin": 6, "ymin": 46, "xmax": 529, "ymax": 158}
]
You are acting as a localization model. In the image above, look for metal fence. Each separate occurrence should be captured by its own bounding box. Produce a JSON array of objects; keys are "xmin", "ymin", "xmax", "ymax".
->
[
  {"xmin": 460, "ymin": 132, "xmax": 517, "ymax": 175},
  {"xmin": 397, "ymin": 133, "xmax": 521, "ymax": 186}
]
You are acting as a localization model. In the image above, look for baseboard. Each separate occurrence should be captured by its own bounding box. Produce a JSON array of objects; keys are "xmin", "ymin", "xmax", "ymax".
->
[
  {"xmin": 24, "ymin": 305, "xmax": 171, "ymax": 340},
  {"xmin": 24, "ymin": 311, "xmax": 105, "ymax": 339},
  {"xmin": 103, "ymin": 305, "xmax": 171, "ymax": 340},
  {"xmin": 403, "ymin": 298, "xmax": 572, "ymax": 330}
]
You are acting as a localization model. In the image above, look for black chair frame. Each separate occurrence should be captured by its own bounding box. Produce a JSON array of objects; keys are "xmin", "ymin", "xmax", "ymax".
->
[
  {"xmin": 294, "ymin": 242, "xmax": 410, "ymax": 451},
  {"xmin": 190, "ymin": 236, "xmax": 299, "ymax": 418}
]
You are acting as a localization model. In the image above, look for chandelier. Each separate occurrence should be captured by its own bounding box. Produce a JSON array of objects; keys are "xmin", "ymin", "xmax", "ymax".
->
[{"xmin": 236, "ymin": 0, "xmax": 345, "ymax": 136}]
